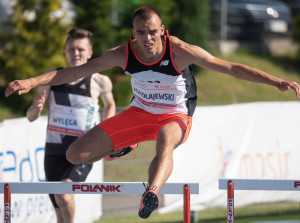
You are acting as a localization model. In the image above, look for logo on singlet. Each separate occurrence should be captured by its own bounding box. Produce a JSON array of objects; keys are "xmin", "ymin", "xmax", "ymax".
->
[{"xmin": 159, "ymin": 60, "xmax": 169, "ymax": 66}]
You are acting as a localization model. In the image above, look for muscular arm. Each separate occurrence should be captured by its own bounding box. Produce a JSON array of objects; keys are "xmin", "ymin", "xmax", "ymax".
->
[
  {"xmin": 5, "ymin": 45, "xmax": 127, "ymax": 97},
  {"xmin": 94, "ymin": 75, "xmax": 116, "ymax": 120},
  {"xmin": 171, "ymin": 36, "xmax": 300, "ymax": 97},
  {"xmin": 26, "ymin": 86, "xmax": 50, "ymax": 122}
]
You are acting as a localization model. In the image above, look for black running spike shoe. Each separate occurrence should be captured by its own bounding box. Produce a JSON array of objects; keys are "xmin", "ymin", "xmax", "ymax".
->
[{"xmin": 138, "ymin": 189, "xmax": 159, "ymax": 219}]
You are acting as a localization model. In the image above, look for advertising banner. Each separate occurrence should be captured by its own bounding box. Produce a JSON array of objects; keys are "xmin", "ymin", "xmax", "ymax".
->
[{"xmin": 161, "ymin": 102, "xmax": 300, "ymax": 213}]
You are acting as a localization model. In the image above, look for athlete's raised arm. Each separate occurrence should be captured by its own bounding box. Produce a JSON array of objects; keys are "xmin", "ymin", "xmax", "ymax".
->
[
  {"xmin": 171, "ymin": 36, "xmax": 300, "ymax": 98},
  {"xmin": 5, "ymin": 45, "xmax": 126, "ymax": 97}
]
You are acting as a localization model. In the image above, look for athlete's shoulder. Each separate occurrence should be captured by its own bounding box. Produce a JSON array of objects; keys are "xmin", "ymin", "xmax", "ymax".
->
[
  {"xmin": 169, "ymin": 36, "xmax": 191, "ymax": 49},
  {"xmin": 91, "ymin": 73, "xmax": 112, "ymax": 86},
  {"xmin": 91, "ymin": 73, "xmax": 112, "ymax": 90},
  {"xmin": 169, "ymin": 36, "xmax": 192, "ymax": 58}
]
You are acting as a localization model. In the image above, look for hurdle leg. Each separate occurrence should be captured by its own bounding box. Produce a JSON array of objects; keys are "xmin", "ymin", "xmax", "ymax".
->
[
  {"xmin": 183, "ymin": 184, "xmax": 190, "ymax": 223},
  {"xmin": 227, "ymin": 180, "xmax": 234, "ymax": 223},
  {"xmin": 4, "ymin": 183, "xmax": 11, "ymax": 223}
]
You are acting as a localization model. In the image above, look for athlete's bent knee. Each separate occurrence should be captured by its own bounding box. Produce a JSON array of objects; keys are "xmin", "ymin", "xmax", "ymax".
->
[{"xmin": 66, "ymin": 145, "xmax": 82, "ymax": 164}]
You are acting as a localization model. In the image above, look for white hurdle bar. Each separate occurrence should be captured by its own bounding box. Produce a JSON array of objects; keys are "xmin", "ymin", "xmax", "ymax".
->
[
  {"xmin": 219, "ymin": 179, "xmax": 300, "ymax": 223},
  {"xmin": 1, "ymin": 182, "xmax": 199, "ymax": 223}
]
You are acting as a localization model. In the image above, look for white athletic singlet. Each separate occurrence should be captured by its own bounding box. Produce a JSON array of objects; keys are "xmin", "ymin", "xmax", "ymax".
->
[
  {"xmin": 123, "ymin": 35, "xmax": 197, "ymax": 116},
  {"xmin": 45, "ymin": 75, "xmax": 100, "ymax": 155}
]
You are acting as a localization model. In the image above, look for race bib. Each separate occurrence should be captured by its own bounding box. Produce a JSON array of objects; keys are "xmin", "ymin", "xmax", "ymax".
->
[
  {"xmin": 132, "ymin": 79, "xmax": 178, "ymax": 108},
  {"xmin": 47, "ymin": 105, "xmax": 88, "ymax": 136}
]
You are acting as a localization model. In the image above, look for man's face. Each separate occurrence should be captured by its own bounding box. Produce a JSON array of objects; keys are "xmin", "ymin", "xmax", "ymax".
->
[
  {"xmin": 65, "ymin": 38, "xmax": 93, "ymax": 67},
  {"xmin": 132, "ymin": 14, "xmax": 164, "ymax": 55}
]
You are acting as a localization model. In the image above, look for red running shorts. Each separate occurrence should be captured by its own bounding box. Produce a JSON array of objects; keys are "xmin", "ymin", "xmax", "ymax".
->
[{"xmin": 97, "ymin": 106, "xmax": 192, "ymax": 151}]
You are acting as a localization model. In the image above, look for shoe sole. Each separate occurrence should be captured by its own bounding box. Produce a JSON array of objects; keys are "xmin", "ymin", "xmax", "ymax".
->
[{"xmin": 138, "ymin": 191, "xmax": 159, "ymax": 219}]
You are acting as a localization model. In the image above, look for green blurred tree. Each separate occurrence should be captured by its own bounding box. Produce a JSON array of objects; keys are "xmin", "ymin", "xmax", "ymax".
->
[{"xmin": 0, "ymin": 0, "xmax": 72, "ymax": 112}]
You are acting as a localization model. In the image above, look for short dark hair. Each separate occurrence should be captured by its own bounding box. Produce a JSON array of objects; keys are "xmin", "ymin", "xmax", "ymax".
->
[
  {"xmin": 65, "ymin": 27, "xmax": 94, "ymax": 49},
  {"xmin": 132, "ymin": 6, "xmax": 162, "ymax": 26}
]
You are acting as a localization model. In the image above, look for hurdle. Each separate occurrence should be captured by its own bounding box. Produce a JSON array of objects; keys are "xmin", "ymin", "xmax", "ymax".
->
[
  {"xmin": 219, "ymin": 179, "xmax": 300, "ymax": 223},
  {"xmin": 1, "ymin": 182, "xmax": 199, "ymax": 223}
]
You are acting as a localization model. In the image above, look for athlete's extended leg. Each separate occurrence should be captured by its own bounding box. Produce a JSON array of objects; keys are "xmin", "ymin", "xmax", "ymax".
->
[
  {"xmin": 148, "ymin": 122, "xmax": 183, "ymax": 192},
  {"xmin": 138, "ymin": 122, "xmax": 183, "ymax": 218},
  {"xmin": 66, "ymin": 126, "xmax": 113, "ymax": 164}
]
